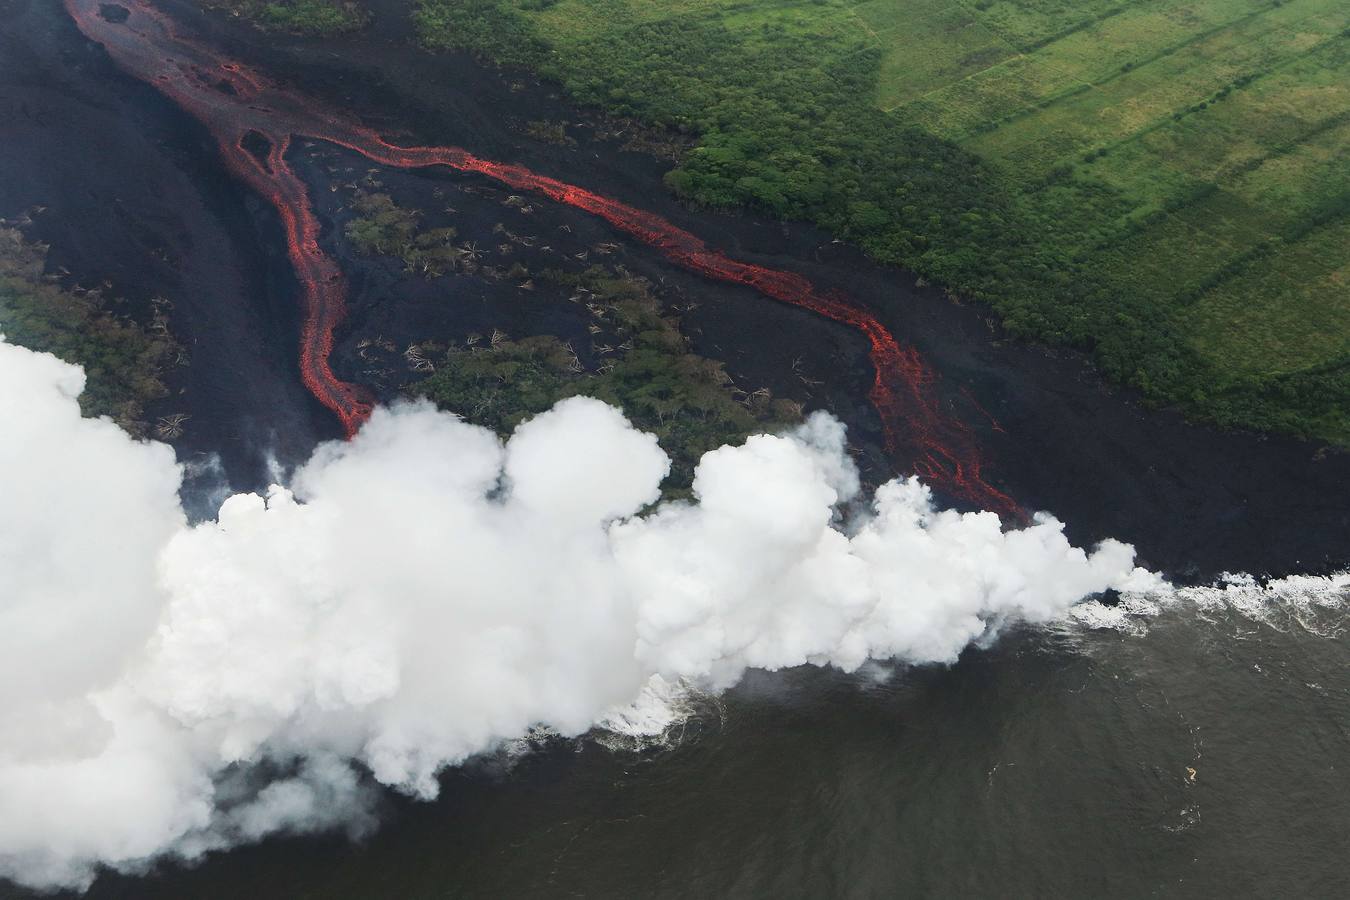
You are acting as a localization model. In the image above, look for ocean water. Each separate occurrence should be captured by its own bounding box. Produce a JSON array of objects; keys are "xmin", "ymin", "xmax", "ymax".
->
[{"xmin": 50, "ymin": 576, "xmax": 1349, "ymax": 899}]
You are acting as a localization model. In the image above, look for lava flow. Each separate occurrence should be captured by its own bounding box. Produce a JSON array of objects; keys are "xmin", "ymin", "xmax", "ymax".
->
[{"xmin": 65, "ymin": 0, "xmax": 1018, "ymax": 516}]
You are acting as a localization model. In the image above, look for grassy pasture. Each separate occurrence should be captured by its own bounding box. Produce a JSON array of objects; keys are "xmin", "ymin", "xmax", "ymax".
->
[
  {"xmin": 958, "ymin": 0, "xmax": 1346, "ymax": 171},
  {"xmin": 950, "ymin": 0, "xmax": 1134, "ymax": 49},
  {"xmin": 864, "ymin": 0, "xmax": 1349, "ymax": 414},
  {"xmin": 1181, "ymin": 219, "xmax": 1350, "ymax": 378}
]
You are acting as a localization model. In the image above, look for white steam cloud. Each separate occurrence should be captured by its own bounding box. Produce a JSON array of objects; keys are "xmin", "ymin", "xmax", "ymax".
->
[{"xmin": 0, "ymin": 336, "xmax": 1161, "ymax": 889}]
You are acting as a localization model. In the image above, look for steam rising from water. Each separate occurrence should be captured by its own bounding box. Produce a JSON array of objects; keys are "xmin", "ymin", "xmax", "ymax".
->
[{"xmin": 0, "ymin": 334, "xmax": 1242, "ymax": 890}]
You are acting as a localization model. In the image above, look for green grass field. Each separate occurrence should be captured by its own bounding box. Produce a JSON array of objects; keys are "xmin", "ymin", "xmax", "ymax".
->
[
  {"xmin": 414, "ymin": 0, "xmax": 1349, "ymax": 444},
  {"xmin": 878, "ymin": 0, "xmax": 1349, "ymax": 438}
]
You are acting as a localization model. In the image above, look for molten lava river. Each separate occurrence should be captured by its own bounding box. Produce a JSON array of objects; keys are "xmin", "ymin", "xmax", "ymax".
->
[{"xmin": 66, "ymin": 0, "xmax": 1017, "ymax": 516}]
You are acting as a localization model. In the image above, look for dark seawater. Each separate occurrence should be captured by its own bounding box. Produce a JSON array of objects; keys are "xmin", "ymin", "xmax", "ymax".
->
[
  {"xmin": 2, "ymin": 2, "xmax": 1349, "ymax": 898},
  {"xmin": 38, "ymin": 597, "xmax": 1350, "ymax": 899}
]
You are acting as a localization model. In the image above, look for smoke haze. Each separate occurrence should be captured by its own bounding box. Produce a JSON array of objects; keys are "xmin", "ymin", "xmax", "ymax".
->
[{"xmin": 0, "ymin": 336, "xmax": 1163, "ymax": 889}]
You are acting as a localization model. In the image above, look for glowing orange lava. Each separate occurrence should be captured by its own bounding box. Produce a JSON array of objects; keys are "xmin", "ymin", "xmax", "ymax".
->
[{"xmin": 66, "ymin": 0, "xmax": 1017, "ymax": 516}]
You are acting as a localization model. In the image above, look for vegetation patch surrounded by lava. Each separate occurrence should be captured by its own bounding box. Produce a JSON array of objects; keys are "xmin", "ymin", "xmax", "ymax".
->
[
  {"xmin": 413, "ymin": 265, "xmax": 802, "ymax": 489},
  {"xmin": 202, "ymin": 0, "xmax": 368, "ymax": 35},
  {"xmin": 0, "ymin": 218, "xmax": 180, "ymax": 432},
  {"xmin": 345, "ymin": 190, "xmax": 467, "ymax": 278}
]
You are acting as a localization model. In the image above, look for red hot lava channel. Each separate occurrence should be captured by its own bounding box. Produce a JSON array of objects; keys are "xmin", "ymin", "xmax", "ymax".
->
[{"xmin": 65, "ymin": 0, "xmax": 1018, "ymax": 517}]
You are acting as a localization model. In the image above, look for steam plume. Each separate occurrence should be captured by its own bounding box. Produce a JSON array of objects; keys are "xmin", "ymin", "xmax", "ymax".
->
[{"xmin": 0, "ymin": 336, "xmax": 1159, "ymax": 889}]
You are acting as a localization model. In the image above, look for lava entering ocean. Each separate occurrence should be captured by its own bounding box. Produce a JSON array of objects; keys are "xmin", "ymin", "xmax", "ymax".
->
[{"xmin": 64, "ymin": 0, "xmax": 1017, "ymax": 516}]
